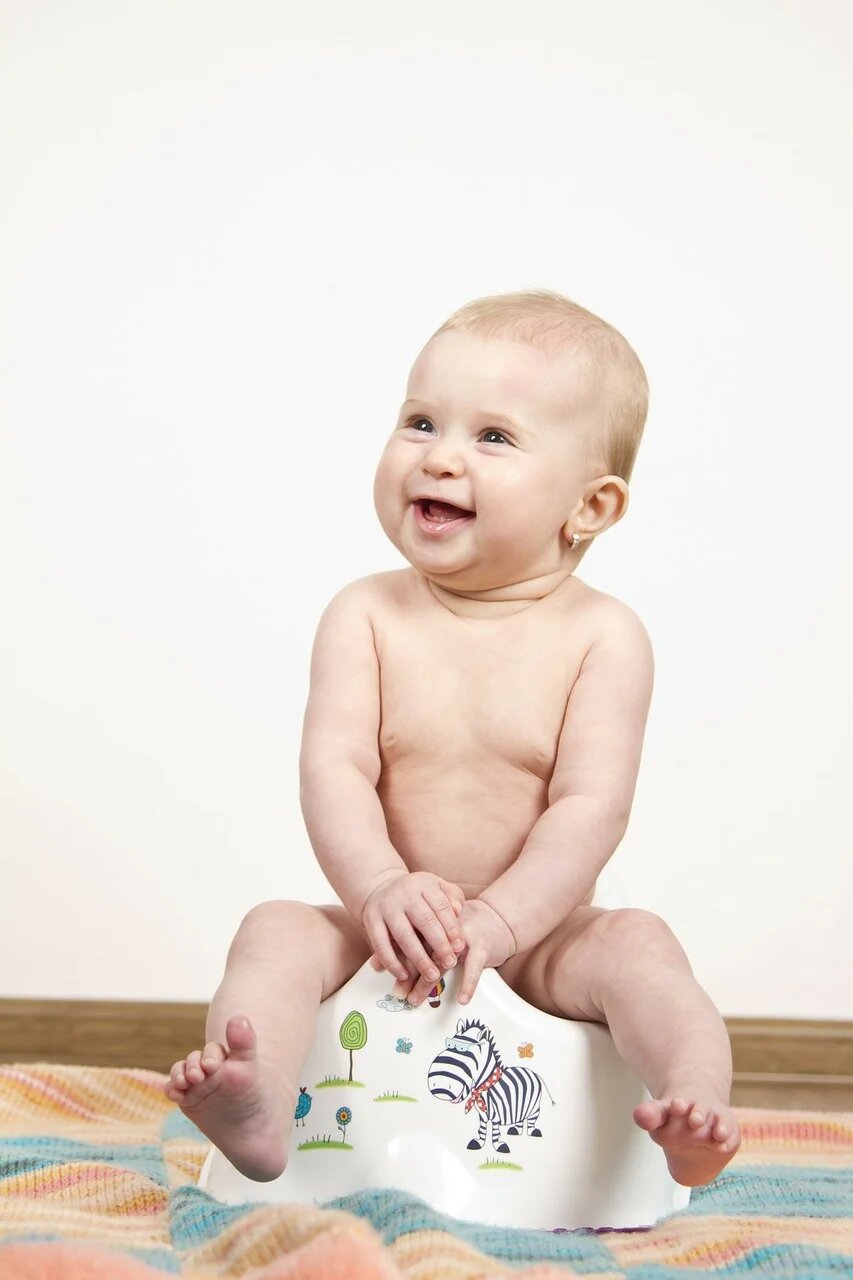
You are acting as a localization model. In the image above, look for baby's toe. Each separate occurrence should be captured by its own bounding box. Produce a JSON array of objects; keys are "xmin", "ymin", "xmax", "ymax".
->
[
  {"xmin": 200, "ymin": 1041, "xmax": 226, "ymax": 1072},
  {"xmin": 169, "ymin": 1060, "xmax": 188, "ymax": 1089},
  {"xmin": 712, "ymin": 1115, "xmax": 729, "ymax": 1142},
  {"xmin": 669, "ymin": 1097, "xmax": 691, "ymax": 1118},
  {"xmin": 633, "ymin": 1099, "xmax": 666, "ymax": 1131},
  {"xmin": 184, "ymin": 1049, "xmax": 205, "ymax": 1084},
  {"xmin": 689, "ymin": 1107, "xmax": 717, "ymax": 1140}
]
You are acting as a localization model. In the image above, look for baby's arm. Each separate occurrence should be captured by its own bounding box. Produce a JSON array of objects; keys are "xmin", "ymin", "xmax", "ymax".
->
[
  {"xmin": 479, "ymin": 603, "xmax": 654, "ymax": 956},
  {"xmin": 300, "ymin": 582, "xmax": 464, "ymax": 981}
]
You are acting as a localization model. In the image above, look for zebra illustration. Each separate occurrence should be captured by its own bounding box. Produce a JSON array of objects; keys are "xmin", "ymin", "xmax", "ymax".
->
[{"xmin": 427, "ymin": 1016, "xmax": 555, "ymax": 1153}]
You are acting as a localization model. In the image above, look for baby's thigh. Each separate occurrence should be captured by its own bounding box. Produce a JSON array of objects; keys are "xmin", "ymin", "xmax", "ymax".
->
[
  {"xmin": 232, "ymin": 900, "xmax": 372, "ymax": 1002},
  {"xmin": 313, "ymin": 903, "xmax": 376, "ymax": 999},
  {"xmin": 496, "ymin": 905, "xmax": 614, "ymax": 1023}
]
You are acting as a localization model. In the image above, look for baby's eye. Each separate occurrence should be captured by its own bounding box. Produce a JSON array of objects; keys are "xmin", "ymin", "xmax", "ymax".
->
[{"xmin": 404, "ymin": 418, "xmax": 510, "ymax": 445}]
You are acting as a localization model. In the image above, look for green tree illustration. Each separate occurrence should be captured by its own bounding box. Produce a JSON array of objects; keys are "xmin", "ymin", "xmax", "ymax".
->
[{"xmin": 339, "ymin": 1010, "xmax": 367, "ymax": 1081}]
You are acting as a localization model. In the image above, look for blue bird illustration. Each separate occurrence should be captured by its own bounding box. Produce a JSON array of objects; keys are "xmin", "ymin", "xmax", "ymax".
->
[{"xmin": 294, "ymin": 1085, "xmax": 312, "ymax": 1126}]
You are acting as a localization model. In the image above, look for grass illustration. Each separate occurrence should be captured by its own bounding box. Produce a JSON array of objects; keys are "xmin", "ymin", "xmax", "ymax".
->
[{"xmin": 296, "ymin": 1135, "xmax": 354, "ymax": 1151}]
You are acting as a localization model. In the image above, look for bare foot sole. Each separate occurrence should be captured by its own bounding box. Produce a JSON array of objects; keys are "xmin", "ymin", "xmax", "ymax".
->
[
  {"xmin": 633, "ymin": 1095, "xmax": 742, "ymax": 1187},
  {"xmin": 164, "ymin": 1014, "xmax": 293, "ymax": 1182}
]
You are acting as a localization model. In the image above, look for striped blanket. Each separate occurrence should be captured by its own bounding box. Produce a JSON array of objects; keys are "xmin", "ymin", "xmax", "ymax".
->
[{"xmin": 0, "ymin": 1063, "xmax": 850, "ymax": 1277}]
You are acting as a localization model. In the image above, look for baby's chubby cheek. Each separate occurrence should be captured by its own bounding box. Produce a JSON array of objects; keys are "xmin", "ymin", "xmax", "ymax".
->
[{"xmin": 372, "ymin": 468, "xmax": 407, "ymax": 548}]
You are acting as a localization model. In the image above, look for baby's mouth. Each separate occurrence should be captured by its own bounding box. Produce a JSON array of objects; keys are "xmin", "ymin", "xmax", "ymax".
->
[{"xmin": 417, "ymin": 499, "xmax": 476, "ymax": 523}]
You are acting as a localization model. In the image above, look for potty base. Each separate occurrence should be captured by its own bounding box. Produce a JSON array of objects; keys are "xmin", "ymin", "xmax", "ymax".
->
[{"xmin": 198, "ymin": 958, "xmax": 690, "ymax": 1230}]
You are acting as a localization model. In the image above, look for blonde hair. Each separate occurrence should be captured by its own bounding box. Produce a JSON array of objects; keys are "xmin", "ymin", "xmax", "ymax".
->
[{"xmin": 429, "ymin": 288, "xmax": 649, "ymax": 484}]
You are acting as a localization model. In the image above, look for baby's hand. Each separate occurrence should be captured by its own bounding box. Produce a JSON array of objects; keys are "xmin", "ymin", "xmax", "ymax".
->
[
  {"xmin": 454, "ymin": 899, "xmax": 517, "ymax": 1006},
  {"xmin": 362, "ymin": 871, "xmax": 466, "ymax": 993}
]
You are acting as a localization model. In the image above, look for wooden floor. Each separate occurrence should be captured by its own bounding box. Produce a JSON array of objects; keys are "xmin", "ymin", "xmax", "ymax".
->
[{"xmin": 0, "ymin": 1001, "xmax": 850, "ymax": 1111}]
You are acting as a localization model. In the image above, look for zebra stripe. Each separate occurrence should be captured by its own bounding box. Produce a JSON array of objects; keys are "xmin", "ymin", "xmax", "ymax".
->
[{"xmin": 427, "ymin": 1017, "xmax": 548, "ymax": 1149}]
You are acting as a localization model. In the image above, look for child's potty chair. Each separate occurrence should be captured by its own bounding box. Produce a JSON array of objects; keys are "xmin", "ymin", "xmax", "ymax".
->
[{"xmin": 199, "ymin": 874, "xmax": 690, "ymax": 1230}]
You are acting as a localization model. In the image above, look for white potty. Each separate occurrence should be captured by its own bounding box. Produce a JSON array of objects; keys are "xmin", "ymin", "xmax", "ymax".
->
[{"xmin": 198, "ymin": 940, "xmax": 690, "ymax": 1230}]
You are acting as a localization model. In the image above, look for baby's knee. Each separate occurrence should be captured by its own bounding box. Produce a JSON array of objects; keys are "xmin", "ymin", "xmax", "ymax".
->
[
  {"xmin": 602, "ymin": 908, "xmax": 690, "ymax": 966},
  {"xmin": 229, "ymin": 899, "xmax": 323, "ymax": 956}
]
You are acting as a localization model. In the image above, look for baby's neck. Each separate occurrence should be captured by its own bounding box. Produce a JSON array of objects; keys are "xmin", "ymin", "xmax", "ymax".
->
[{"xmin": 421, "ymin": 568, "xmax": 578, "ymax": 619}]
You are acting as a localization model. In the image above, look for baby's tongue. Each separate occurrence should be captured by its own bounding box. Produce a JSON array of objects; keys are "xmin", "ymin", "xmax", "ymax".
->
[{"xmin": 427, "ymin": 500, "xmax": 472, "ymax": 520}]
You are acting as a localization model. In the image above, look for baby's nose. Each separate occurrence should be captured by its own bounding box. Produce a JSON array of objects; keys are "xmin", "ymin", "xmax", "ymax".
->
[{"xmin": 422, "ymin": 443, "xmax": 465, "ymax": 470}]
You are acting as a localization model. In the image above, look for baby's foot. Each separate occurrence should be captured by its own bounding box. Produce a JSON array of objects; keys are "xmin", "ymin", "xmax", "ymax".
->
[
  {"xmin": 633, "ymin": 1095, "xmax": 742, "ymax": 1186},
  {"xmin": 164, "ymin": 1015, "xmax": 293, "ymax": 1181}
]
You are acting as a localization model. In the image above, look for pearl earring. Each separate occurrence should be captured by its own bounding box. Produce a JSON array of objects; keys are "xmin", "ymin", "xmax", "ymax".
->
[{"xmin": 571, "ymin": 532, "xmax": 581, "ymax": 551}]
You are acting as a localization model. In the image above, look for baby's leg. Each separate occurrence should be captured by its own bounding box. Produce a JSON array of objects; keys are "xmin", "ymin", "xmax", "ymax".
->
[
  {"xmin": 499, "ymin": 907, "xmax": 741, "ymax": 1187},
  {"xmin": 165, "ymin": 901, "xmax": 371, "ymax": 1181}
]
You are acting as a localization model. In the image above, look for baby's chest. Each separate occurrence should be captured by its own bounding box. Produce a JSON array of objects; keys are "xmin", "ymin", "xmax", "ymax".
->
[{"xmin": 376, "ymin": 625, "xmax": 574, "ymax": 782}]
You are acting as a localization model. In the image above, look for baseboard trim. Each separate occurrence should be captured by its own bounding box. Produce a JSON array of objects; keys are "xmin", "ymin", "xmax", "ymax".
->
[
  {"xmin": 725, "ymin": 1016, "xmax": 853, "ymax": 1109},
  {"xmin": 0, "ymin": 999, "xmax": 207, "ymax": 1074},
  {"xmin": 0, "ymin": 1001, "xmax": 850, "ymax": 1111}
]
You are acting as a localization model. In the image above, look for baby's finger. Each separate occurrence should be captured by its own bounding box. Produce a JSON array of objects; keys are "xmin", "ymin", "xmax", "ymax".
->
[
  {"xmin": 440, "ymin": 880, "xmax": 467, "ymax": 917},
  {"xmin": 391, "ymin": 912, "xmax": 441, "ymax": 983},
  {"xmin": 366, "ymin": 919, "xmax": 409, "ymax": 982},
  {"xmin": 423, "ymin": 886, "xmax": 466, "ymax": 953},
  {"xmin": 457, "ymin": 949, "xmax": 485, "ymax": 1006},
  {"xmin": 392, "ymin": 960, "xmax": 416, "ymax": 999},
  {"xmin": 419, "ymin": 891, "xmax": 463, "ymax": 965},
  {"xmin": 404, "ymin": 966, "xmax": 445, "ymax": 1007},
  {"xmin": 370, "ymin": 943, "xmax": 405, "ymax": 973},
  {"xmin": 403, "ymin": 900, "xmax": 450, "ymax": 964},
  {"xmin": 410, "ymin": 897, "xmax": 465, "ymax": 967}
]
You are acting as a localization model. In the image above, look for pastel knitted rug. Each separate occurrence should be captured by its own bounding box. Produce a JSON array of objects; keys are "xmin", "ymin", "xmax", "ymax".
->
[{"xmin": 0, "ymin": 1064, "xmax": 851, "ymax": 1277}]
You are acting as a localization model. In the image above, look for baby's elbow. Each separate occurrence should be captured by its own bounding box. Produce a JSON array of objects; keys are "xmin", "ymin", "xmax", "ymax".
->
[
  {"xmin": 605, "ymin": 803, "xmax": 631, "ymax": 841},
  {"xmin": 564, "ymin": 792, "xmax": 631, "ymax": 836}
]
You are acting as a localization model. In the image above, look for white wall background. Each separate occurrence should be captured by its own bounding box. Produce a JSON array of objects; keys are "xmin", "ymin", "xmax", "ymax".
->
[{"xmin": 2, "ymin": 1, "xmax": 851, "ymax": 1016}]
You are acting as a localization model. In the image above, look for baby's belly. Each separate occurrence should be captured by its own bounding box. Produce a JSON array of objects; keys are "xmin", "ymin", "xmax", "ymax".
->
[
  {"xmin": 376, "ymin": 763, "xmax": 597, "ymax": 910},
  {"xmin": 377, "ymin": 763, "xmax": 548, "ymax": 895}
]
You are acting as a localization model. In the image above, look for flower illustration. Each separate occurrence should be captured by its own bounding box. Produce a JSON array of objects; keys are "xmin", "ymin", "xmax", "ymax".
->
[
  {"xmin": 336, "ymin": 1105, "xmax": 352, "ymax": 1142},
  {"xmin": 395, "ymin": 1037, "xmax": 413, "ymax": 1054},
  {"xmin": 517, "ymin": 1042, "xmax": 534, "ymax": 1058}
]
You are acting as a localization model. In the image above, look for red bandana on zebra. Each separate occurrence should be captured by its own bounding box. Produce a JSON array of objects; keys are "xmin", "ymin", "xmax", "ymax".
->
[{"xmin": 463, "ymin": 1064, "xmax": 504, "ymax": 1113}]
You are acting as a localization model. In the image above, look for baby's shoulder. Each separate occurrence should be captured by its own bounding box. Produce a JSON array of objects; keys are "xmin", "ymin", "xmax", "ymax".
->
[
  {"xmin": 573, "ymin": 580, "xmax": 653, "ymax": 648},
  {"xmin": 327, "ymin": 569, "xmax": 410, "ymax": 614}
]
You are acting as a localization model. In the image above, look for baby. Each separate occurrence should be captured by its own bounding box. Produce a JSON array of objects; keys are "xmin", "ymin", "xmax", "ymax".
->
[{"xmin": 165, "ymin": 288, "xmax": 742, "ymax": 1189}]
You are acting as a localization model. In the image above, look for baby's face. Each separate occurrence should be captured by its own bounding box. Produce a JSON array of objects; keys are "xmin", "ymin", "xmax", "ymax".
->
[{"xmin": 373, "ymin": 329, "xmax": 603, "ymax": 588}]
